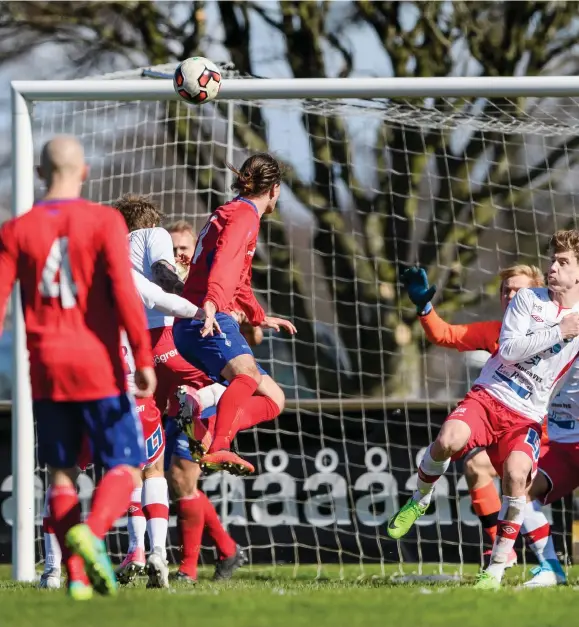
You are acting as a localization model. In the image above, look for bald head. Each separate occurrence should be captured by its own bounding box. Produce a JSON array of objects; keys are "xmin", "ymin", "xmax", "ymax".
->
[{"xmin": 39, "ymin": 135, "xmax": 87, "ymax": 186}]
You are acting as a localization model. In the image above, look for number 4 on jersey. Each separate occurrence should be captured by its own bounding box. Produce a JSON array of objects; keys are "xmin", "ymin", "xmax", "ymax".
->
[{"xmin": 38, "ymin": 237, "xmax": 78, "ymax": 308}]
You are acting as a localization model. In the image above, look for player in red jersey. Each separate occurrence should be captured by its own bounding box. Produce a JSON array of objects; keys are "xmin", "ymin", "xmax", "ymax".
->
[
  {"xmin": 173, "ymin": 154, "xmax": 297, "ymax": 475},
  {"xmin": 0, "ymin": 136, "xmax": 155, "ymax": 600},
  {"xmin": 404, "ymin": 264, "xmax": 562, "ymax": 579}
]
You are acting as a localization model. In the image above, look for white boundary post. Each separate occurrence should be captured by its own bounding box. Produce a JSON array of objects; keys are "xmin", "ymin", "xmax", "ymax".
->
[
  {"xmin": 11, "ymin": 86, "xmax": 36, "ymax": 582},
  {"xmin": 220, "ymin": 100, "xmax": 236, "ymax": 530}
]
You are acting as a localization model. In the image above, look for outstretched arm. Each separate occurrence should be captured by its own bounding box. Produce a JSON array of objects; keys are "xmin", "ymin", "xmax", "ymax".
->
[
  {"xmin": 132, "ymin": 270, "xmax": 203, "ymax": 319},
  {"xmin": 420, "ymin": 307, "xmax": 502, "ymax": 353}
]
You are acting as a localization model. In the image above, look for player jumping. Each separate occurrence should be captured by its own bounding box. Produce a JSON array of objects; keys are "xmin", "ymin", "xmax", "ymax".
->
[
  {"xmin": 388, "ymin": 230, "xmax": 579, "ymax": 589},
  {"xmin": 174, "ymin": 153, "xmax": 297, "ymax": 475},
  {"xmin": 403, "ymin": 264, "xmax": 565, "ymax": 585},
  {"xmin": 0, "ymin": 136, "xmax": 155, "ymax": 600},
  {"xmin": 114, "ymin": 195, "xmax": 245, "ymax": 582}
]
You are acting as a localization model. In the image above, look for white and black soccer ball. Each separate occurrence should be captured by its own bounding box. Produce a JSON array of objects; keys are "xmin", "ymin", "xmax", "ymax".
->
[{"xmin": 173, "ymin": 57, "xmax": 222, "ymax": 105}]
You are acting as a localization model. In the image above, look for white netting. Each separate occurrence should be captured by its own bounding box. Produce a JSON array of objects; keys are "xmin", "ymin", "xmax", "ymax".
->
[{"xmin": 26, "ymin": 75, "xmax": 578, "ymax": 574}]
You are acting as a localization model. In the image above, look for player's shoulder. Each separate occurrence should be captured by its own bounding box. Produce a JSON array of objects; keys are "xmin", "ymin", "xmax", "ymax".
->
[
  {"xmin": 218, "ymin": 198, "xmax": 259, "ymax": 221},
  {"xmin": 515, "ymin": 287, "xmax": 549, "ymax": 304},
  {"xmin": 130, "ymin": 226, "xmax": 170, "ymax": 242}
]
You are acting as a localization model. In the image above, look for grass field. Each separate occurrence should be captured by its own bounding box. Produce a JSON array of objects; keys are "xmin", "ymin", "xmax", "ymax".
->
[{"xmin": 1, "ymin": 563, "xmax": 577, "ymax": 627}]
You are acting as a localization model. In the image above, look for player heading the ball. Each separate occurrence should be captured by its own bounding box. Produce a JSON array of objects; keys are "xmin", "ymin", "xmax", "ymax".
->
[
  {"xmin": 174, "ymin": 153, "xmax": 297, "ymax": 475},
  {"xmin": 388, "ymin": 229, "xmax": 579, "ymax": 589},
  {"xmin": 0, "ymin": 136, "xmax": 155, "ymax": 600}
]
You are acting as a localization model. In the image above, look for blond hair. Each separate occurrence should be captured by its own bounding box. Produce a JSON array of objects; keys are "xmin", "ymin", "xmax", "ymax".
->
[
  {"xmin": 166, "ymin": 219, "xmax": 195, "ymax": 236},
  {"xmin": 499, "ymin": 264, "xmax": 544, "ymax": 287}
]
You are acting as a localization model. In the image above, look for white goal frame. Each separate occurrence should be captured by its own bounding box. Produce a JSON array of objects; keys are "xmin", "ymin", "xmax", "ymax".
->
[{"xmin": 11, "ymin": 74, "xmax": 579, "ymax": 581}]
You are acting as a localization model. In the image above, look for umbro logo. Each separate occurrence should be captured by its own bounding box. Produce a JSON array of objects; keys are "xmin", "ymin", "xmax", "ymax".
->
[{"xmin": 532, "ymin": 314, "xmax": 544, "ymax": 322}]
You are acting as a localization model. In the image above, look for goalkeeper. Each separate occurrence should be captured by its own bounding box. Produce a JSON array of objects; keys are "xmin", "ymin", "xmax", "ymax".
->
[{"xmin": 402, "ymin": 264, "xmax": 562, "ymax": 580}]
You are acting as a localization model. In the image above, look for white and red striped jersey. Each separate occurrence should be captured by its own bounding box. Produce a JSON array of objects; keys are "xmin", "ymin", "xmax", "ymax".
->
[{"xmin": 474, "ymin": 288, "xmax": 579, "ymax": 423}]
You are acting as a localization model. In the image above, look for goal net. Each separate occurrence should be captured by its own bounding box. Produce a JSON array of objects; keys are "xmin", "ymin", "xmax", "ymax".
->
[{"xmin": 9, "ymin": 68, "xmax": 579, "ymax": 577}]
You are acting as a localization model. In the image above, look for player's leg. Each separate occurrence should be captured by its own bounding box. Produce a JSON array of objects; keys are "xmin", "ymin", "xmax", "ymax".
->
[
  {"xmin": 116, "ymin": 474, "xmax": 146, "ymax": 584},
  {"xmin": 66, "ymin": 394, "xmax": 144, "ymax": 596},
  {"xmin": 173, "ymin": 314, "xmax": 275, "ymax": 473},
  {"xmin": 476, "ymin": 422, "xmax": 541, "ymax": 589},
  {"xmin": 198, "ymin": 490, "xmax": 246, "ymax": 580},
  {"xmin": 39, "ymin": 487, "xmax": 63, "ymax": 589},
  {"xmin": 387, "ymin": 391, "xmax": 491, "ymax": 539},
  {"xmin": 142, "ymin": 458, "xmax": 170, "ymax": 588},
  {"xmin": 522, "ymin": 442, "xmax": 577, "ymax": 587},
  {"xmin": 165, "ymin": 419, "xmax": 244, "ymax": 581},
  {"xmin": 169, "ymin": 455, "xmax": 205, "ymax": 582},
  {"xmin": 34, "ymin": 400, "xmax": 92, "ymax": 600}
]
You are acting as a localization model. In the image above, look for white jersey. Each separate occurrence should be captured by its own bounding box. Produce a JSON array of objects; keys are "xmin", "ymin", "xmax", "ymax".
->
[
  {"xmin": 128, "ymin": 227, "xmax": 176, "ymax": 330},
  {"xmin": 547, "ymin": 360, "xmax": 579, "ymax": 443},
  {"xmin": 122, "ymin": 272, "xmax": 202, "ymax": 396},
  {"xmin": 474, "ymin": 288, "xmax": 579, "ymax": 423}
]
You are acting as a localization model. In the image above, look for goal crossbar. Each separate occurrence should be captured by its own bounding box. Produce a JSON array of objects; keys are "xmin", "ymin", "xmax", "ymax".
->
[{"xmin": 13, "ymin": 75, "xmax": 579, "ymax": 102}]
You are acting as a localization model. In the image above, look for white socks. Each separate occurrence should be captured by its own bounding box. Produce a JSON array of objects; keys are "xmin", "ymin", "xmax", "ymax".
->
[
  {"xmin": 486, "ymin": 495, "xmax": 526, "ymax": 581},
  {"xmin": 412, "ymin": 445, "xmax": 450, "ymax": 508},
  {"xmin": 142, "ymin": 477, "xmax": 169, "ymax": 560},
  {"xmin": 127, "ymin": 486, "xmax": 146, "ymax": 552}
]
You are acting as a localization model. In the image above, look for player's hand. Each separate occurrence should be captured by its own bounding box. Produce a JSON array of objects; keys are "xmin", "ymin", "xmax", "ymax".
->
[
  {"xmin": 559, "ymin": 312, "xmax": 579, "ymax": 339},
  {"xmin": 261, "ymin": 316, "xmax": 297, "ymax": 335},
  {"xmin": 134, "ymin": 366, "xmax": 157, "ymax": 398},
  {"xmin": 402, "ymin": 267, "xmax": 436, "ymax": 315},
  {"xmin": 201, "ymin": 300, "xmax": 222, "ymax": 337}
]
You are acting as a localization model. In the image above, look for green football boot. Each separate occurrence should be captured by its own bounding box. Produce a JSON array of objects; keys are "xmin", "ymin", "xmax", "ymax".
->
[{"xmin": 386, "ymin": 498, "xmax": 428, "ymax": 540}]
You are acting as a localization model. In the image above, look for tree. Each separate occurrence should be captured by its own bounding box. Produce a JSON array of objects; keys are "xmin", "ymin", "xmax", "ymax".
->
[{"xmin": 2, "ymin": 1, "xmax": 579, "ymax": 397}]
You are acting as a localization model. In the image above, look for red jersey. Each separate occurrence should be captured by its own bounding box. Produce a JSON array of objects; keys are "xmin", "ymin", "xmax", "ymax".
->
[
  {"xmin": 182, "ymin": 197, "xmax": 265, "ymax": 325},
  {"xmin": 0, "ymin": 198, "xmax": 152, "ymax": 401}
]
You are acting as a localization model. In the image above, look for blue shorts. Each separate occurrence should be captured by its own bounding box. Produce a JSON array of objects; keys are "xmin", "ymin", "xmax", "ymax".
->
[
  {"xmin": 35, "ymin": 393, "xmax": 146, "ymax": 471},
  {"xmin": 164, "ymin": 407, "xmax": 217, "ymax": 469},
  {"xmin": 173, "ymin": 313, "xmax": 267, "ymax": 383}
]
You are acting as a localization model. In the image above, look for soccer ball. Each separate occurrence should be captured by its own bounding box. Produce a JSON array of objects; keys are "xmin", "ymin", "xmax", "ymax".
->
[{"xmin": 173, "ymin": 57, "xmax": 222, "ymax": 105}]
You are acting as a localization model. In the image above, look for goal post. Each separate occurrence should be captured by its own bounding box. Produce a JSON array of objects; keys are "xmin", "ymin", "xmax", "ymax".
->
[{"xmin": 10, "ymin": 74, "xmax": 579, "ymax": 581}]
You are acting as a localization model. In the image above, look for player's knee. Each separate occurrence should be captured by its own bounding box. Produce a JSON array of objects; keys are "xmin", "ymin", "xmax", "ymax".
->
[
  {"xmin": 143, "ymin": 458, "xmax": 164, "ymax": 479},
  {"xmin": 464, "ymin": 453, "xmax": 495, "ymax": 486},
  {"xmin": 269, "ymin": 385, "xmax": 285, "ymax": 413},
  {"xmin": 502, "ymin": 454, "xmax": 532, "ymax": 494},
  {"xmin": 168, "ymin": 458, "xmax": 199, "ymax": 498},
  {"xmin": 435, "ymin": 421, "xmax": 470, "ymax": 458}
]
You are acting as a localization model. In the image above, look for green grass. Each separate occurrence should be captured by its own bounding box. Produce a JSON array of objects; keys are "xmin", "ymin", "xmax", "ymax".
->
[{"xmin": 1, "ymin": 563, "xmax": 577, "ymax": 627}]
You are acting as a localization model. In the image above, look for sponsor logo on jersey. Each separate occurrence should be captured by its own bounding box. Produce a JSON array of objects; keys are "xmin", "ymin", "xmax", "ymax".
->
[
  {"xmin": 135, "ymin": 404, "xmax": 145, "ymax": 413},
  {"xmin": 501, "ymin": 525, "xmax": 517, "ymax": 535},
  {"xmin": 532, "ymin": 314, "xmax": 544, "ymax": 322},
  {"xmin": 247, "ymin": 248, "xmax": 256, "ymax": 257},
  {"xmin": 154, "ymin": 349, "xmax": 178, "ymax": 365}
]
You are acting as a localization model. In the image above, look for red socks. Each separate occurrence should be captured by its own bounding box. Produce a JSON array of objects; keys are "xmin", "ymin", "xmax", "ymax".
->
[
  {"xmin": 470, "ymin": 481, "xmax": 501, "ymax": 543},
  {"xmin": 199, "ymin": 491, "xmax": 236, "ymax": 558},
  {"xmin": 86, "ymin": 467, "xmax": 135, "ymax": 539},
  {"xmin": 177, "ymin": 494, "xmax": 205, "ymax": 579},
  {"xmin": 211, "ymin": 374, "xmax": 258, "ymax": 452},
  {"xmin": 49, "ymin": 485, "xmax": 86, "ymax": 583},
  {"xmin": 235, "ymin": 396, "xmax": 280, "ymax": 434}
]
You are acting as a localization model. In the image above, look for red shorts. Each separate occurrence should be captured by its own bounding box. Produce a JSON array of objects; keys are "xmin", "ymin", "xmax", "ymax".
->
[
  {"xmin": 137, "ymin": 396, "xmax": 164, "ymax": 468},
  {"xmin": 150, "ymin": 326, "xmax": 212, "ymax": 416},
  {"xmin": 447, "ymin": 387, "xmax": 542, "ymax": 478},
  {"xmin": 537, "ymin": 440, "xmax": 579, "ymax": 504}
]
